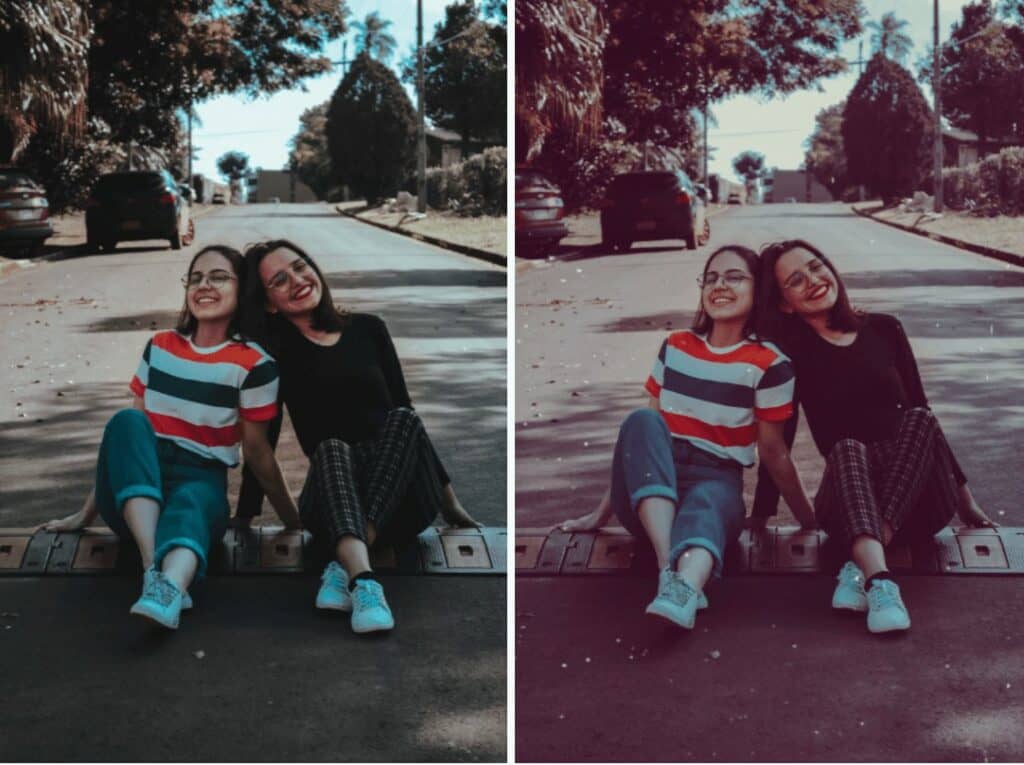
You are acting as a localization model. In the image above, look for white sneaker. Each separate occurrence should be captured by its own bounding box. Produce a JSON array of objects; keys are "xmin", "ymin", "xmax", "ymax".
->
[
  {"xmin": 645, "ymin": 568, "xmax": 704, "ymax": 629},
  {"xmin": 832, "ymin": 561, "xmax": 868, "ymax": 612},
  {"xmin": 866, "ymin": 578, "xmax": 911, "ymax": 634},
  {"xmin": 315, "ymin": 561, "xmax": 353, "ymax": 612},
  {"xmin": 350, "ymin": 578, "xmax": 395, "ymax": 634}
]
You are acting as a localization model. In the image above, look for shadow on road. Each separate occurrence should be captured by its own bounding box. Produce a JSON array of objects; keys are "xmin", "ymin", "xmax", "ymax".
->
[
  {"xmin": 843, "ymin": 268, "xmax": 1024, "ymax": 290},
  {"xmin": 327, "ymin": 268, "xmax": 506, "ymax": 290}
]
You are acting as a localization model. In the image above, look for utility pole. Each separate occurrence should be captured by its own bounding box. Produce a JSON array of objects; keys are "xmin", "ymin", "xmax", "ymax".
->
[
  {"xmin": 933, "ymin": 0, "xmax": 944, "ymax": 212},
  {"xmin": 416, "ymin": 0, "xmax": 427, "ymax": 214}
]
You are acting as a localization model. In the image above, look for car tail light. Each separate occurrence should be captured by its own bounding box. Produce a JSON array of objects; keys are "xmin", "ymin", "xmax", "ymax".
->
[
  {"xmin": 158, "ymin": 193, "xmax": 176, "ymax": 206},
  {"xmin": 675, "ymin": 191, "xmax": 691, "ymax": 205}
]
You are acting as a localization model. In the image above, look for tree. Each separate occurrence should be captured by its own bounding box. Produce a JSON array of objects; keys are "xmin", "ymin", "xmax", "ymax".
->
[
  {"xmin": 217, "ymin": 151, "xmax": 250, "ymax": 181},
  {"xmin": 733, "ymin": 151, "xmax": 766, "ymax": 181},
  {"xmin": 843, "ymin": 54, "xmax": 933, "ymax": 204},
  {"xmin": 932, "ymin": 2, "xmax": 1024, "ymax": 154},
  {"xmin": 289, "ymin": 102, "xmax": 333, "ymax": 200},
  {"xmin": 352, "ymin": 11, "xmax": 397, "ymax": 63},
  {"xmin": 804, "ymin": 101, "xmax": 850, "ymax": 199},
  {"xmin": 327, "ymin": 52, "xmax": 415, "ymax": 204},
  {"xmin": 866, "ymin": 11, "xmax": 913, "ymax": 63},
  {"xmin": 408, "ymin": 1, "xmax": 506, "ymax": 155},
  {"xmin": 0, "ymin": 0, "xmax": 91, "ymax": 162}
]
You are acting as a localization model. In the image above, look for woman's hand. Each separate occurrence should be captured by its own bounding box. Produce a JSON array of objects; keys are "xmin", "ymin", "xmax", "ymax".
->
[
  {"xmin": 958, "ymin": 502, "xmax": 999, "ymax": 529},
  {"xmin": 440, "ymin": 484, "xmax": 483, "ymax": 528},
  {"xmin": 39, "ymin": 510, "xmax": 89, "ymax": 533},
  {"xmin": 559, "ymin": 509, "xmax": 606, "ymax": 533}
]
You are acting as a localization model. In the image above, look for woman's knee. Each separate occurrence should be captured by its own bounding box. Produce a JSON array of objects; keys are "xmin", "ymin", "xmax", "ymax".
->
[
  {"xmin": 620, "ymin": 408, "xmax": 666, "ymax": 439},
  {"xmin": 104, "ymin": 408, "xmax": 150, "ymax": 438},
  {"xmin": 828, "ymin": 437, "xmax": 867, "ymax": 463},
  {"xmin": 313, "ymin": 437, "xmax": 350, "ymax": 461}
]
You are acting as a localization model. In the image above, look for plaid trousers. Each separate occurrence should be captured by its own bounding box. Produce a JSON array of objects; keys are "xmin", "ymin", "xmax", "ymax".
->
[
  {"xmin": 814, "ymin": 407, "xmax": 961, "ymax": 549},
  {"xmin": 299, "ymin": 408, "xmax": 446, "ymax": 547}
]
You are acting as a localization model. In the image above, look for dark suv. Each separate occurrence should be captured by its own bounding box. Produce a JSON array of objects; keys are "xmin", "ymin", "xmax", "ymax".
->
[
  {"xmin": 600, "ymin": 170, "xmax": 708, "ymax": 252},
  {"xmin": 0, "ymin": 168, "xmax": 53, "ymax": 258},
  {"xmin": 85, "ymin": 170, "xmax": 194, "ymax": 252}
]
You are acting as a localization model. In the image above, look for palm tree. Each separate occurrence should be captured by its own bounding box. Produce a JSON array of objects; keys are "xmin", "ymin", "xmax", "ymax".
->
[
  {"xmin": 352, "ymin": 12, "xmax": 397, "ymax": 64},
  {"xmin": 0, "ymin": 0, "xmax": 91, "ymax": 162},
  {"xmin": 866, "ymin": 12, "xmax": 913, "ymax": 64},
  {"xmin": 515, "ymin": 0, "xmax": 608, "ymax": 161}
]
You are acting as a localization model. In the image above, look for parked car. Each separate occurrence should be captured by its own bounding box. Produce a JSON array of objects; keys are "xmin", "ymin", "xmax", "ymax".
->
[
  {"xmin": 515, "ymin": 167, "xmax": 568, "ymax": 257},
  {"xmin": 0, "ymin": 168, "xmax": 53, "ymax": 258},
  {"xmin": 211, "ymin": 192, "xmax": 226, "ymax": 204},
  {"xmin": 85, "ymin": 170, "xmax": 194, "ymax": 252},
  {"xmin": 600, "ymin": 170, "xmax": 707, "ymax": 251},
  {"xmin": 727, "ymin": 190, "xmax": 743, "ymax": 204}
]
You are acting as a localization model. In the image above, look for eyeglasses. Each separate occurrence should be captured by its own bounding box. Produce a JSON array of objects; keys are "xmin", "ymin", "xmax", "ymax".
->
[
  {"xmin": 697, "ymin": 270, "xmax": 752, "ymax": 289},
  {"xmin": 264, "ymin": 258, "xmax": 311, "ymax": 292},
  {"xmin": 182, "ymin": 270, "xmax": 237, "ymax": 289},
  {"xmin": 781, "ymin": 258, "xmax": 828, "ymax": 292}
]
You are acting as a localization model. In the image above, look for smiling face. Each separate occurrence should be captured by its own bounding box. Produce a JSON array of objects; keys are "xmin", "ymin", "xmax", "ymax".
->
[
  {"xmin": 185, "ymin": 251, "xmax": 239, "ymax": 324},
  {"xmin": 774, "ymin": 247, "xmax": 839, "ymax": 317},
  {"xmin": 257, "ymin": 247, "xmax": 323, "ymax": 317},
  {"xmin": 700, "ymin": 249, "xmax": 756, "ymax": 325}
]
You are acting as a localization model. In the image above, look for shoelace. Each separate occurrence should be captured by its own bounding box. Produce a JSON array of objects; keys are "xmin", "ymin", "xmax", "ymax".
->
[
  {"xmin": 353, "ymin": 582, "xmax": 383, "ymax": 610},
  {"xmin": 145, "ymin": 573, "xmax": 179, "ymax": 607},
  {"xmin": 840, "ymin": 563, "xmax": 865, "ymax": 590},
  {"xmin": 663, "ymin": 575, "xmax": 694, "ymax": 605},
  {"xmin": 868, "ymin": 581, "xmax": 903, "ymax": 611},
  {"xmin": 322, "ymin": 564, "xmax": 346, "ymax": 589}
]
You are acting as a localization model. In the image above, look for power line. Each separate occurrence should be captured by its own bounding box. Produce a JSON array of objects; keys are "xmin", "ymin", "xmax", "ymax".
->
[{"xmin": 708, "ymin": 128, "xmax": 804, "ymax": 137}]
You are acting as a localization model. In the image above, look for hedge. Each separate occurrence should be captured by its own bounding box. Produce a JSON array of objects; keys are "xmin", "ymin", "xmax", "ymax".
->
[
  {"xmin": 424, "ymin": 146, "xmax": 506, "ymax": 216},
  {"xmin": 942, "ymin": 146, "xmax": 1024, "ymax": 216}
]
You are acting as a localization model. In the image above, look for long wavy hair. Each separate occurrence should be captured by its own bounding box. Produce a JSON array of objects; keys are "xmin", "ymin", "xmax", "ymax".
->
[
  {"xmin": 174, "ymin": 245, "xmax": 247, "ymax": 340},
  {"xmin": 240, "ymin": 239, "xmax": 349, "ymax": 352},
  {"xmin": 757, "ymin": 239, "xmax": 863, "ymax": 343},
  {"xmin": 691, "ymin": 244, "xmax": 762, "ymax": 341}
]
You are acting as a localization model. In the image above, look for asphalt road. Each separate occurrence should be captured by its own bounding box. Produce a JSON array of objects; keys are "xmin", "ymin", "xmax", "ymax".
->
[
  {"xmin": 0, "ymin": 203, "xmax": 507, "ymax": 762},
  {"xmin": 515, "ymin": 202, "xmax": 1024, "ymax": 762}
]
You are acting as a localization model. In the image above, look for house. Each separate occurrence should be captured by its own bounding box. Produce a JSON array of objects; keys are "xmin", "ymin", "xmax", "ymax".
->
[
  {"xmin": 248, "ymin": 169, "xmax": 317, "ymax": 203},
  {"xmin": 426, "ymin": 127, "xmax": 503, "ymax": 168},
  {"xmin": 763, "ymin": 169, "xmax": 833, "ymax": 203},
  {"xmin": 942, "ymin": 127, "xmax": 1021, "ymax": 168}
]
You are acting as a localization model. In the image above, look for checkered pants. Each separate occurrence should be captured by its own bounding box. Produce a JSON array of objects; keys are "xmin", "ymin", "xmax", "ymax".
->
[
  {"xmin": 814, "ymin": 407, "xmax": 961, "ymax": 549},
  {"xmin": 298, "ymin": 408, "xmax": 446, "ymax": 547}
]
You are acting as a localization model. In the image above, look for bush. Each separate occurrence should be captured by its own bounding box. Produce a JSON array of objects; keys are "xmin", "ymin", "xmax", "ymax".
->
[
  {"xmin": 941, "ymin": 146, "xmax": 1024, "ymax": 216},
  {"xmin": 420, "ymin": 146, "xmax": 506, "ymax": 216}
]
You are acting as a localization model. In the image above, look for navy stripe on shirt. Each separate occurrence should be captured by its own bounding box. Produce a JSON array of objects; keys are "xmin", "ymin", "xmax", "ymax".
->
[
  {"xmin": 148, "ymin": 366, "xmax": 240, "ymax": 410},
  {"xmin": 757, "ymin": 359, "xmax": 796, "ymax": 390},
  {"xmin": 663, "ymin": 366, "xmax": 756, "ymax": 408}
]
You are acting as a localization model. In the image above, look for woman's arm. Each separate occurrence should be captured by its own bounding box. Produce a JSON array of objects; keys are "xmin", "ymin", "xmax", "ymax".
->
[
  {"xmin": 756, "ymin": 420, "xmax": 817, "ymax": 529},
  {"xmin": 240, "ymin": 419, "xmax": 300, "ymax": 529},
  {"xmin": 236, "ymin": 407, "xmax": 283, "ymax": 525}
]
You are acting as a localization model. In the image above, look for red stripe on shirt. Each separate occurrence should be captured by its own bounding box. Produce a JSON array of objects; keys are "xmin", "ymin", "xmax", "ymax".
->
[
  {"xmin": 755, "ymin": 403, "xmax": 794, "ymax": 422},
  {"xmin": 667, "ymin": 332, "xmax": 779, "ymax": 371},
  {"xmin": 644, "ymin": 376, "xmax": 661, "ymax": 399},
  {"xmin": 146, "ymin": 411, "xmax": 239, "ymax": 448},
  {"xmin": 240, "ymin": 401, "xmax": 278, "ymax": 422},
  {"xmin": 129, "ymin": 376, "xmax": 145, "ymax": 397},
  {"xmin": 151, "ymin": 332, "xmax": 265, "ymax": 369},
  {"xmin": 660, "ymin": 410, "xmax": 757, "ymax": 448}
]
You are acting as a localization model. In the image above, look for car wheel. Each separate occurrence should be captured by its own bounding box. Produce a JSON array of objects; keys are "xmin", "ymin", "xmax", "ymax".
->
[
  {"xmin": 685, "ymin": 228, "xmax": 698, "ymax": 251},
  {"xmin": 25, "ymin": 241, "xmax": 45, "ymax": 259},
  {"xmin": 170, "ymin": 230, "xmax": 182, "ymax": 250},
  {"xmin": 698, "ymin": 219, "xmax": 711, "ymax": 246},
  {"xmin": 182, "ymin": 219, "xmax": 195, "ymax": 246},
  {"xmin": 101, "ymin": 239, "xmax": 117, "ymax": 253}
]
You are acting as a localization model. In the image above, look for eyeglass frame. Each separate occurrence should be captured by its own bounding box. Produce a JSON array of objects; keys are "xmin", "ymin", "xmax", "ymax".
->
[
  {"xmin": 697, "ymin": 269, "xmax": 753, "ymax": 289},
  {"xmin": 181, "ymin": 270, "xmax": 238, "ymax": 289},
  {"xmin": 263, "ymin": 257, "xmax": 312, "ymax": 292}
]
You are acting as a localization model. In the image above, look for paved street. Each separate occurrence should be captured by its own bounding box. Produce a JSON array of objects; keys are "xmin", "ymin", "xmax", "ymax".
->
[
  {"xmin": 515, "ymin": 203, "xmax": 1024, "ymax": 762},
  {"xmin": 0, "ymin": 203, "xmax": 507, "ymax": 762}
]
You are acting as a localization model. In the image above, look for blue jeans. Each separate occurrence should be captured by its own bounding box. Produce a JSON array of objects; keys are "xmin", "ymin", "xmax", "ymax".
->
[{"xmin": 610, "ymin": 409, "xmax": 745, "ymax": 579}]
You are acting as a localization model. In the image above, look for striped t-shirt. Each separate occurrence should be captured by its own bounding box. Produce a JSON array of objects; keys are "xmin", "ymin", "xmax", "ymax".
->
[
  {"xmin": 129, "ymin": 331, "xmax": 279, "ymax": 467},
  {"xmin": 644, "ymin": 330, "xmax": 795, "ymax": 467}
]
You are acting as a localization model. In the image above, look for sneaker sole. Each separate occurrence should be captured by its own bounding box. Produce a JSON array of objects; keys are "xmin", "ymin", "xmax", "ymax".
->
[
  {"xmin": 644, "ymin": 602, "xmax": 695, "ymax": 630},
  {"xmin": 352, "ymin": 619, "xmax": 394, "ymax": 634},
  {"xmin": 316, "ymin": 599, "xmax": 353, "ymax": 613},
  {"xmin": 868, "ymin": 618, "xmax": 911, "ymax": 634},
  {"xmin": 130, "ymin": 604, "xmax": 179, "ymax": 630},
  {"xmin": 832, "ymin": 600, "xmax": 868, "ymax": 613}
]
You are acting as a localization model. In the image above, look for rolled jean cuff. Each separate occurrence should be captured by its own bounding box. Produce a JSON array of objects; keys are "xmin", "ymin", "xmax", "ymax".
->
[
  {"xmin": 113, "ymin": 484, "xmax": 163, "ymax": 513},
  {"xmin": 629, "ymin": 484, "xmax": 678, "ymax": 513},
  {"xmin": 154, "ymin": 537, "xmax": 209, "ymax": 582},
  {"xmin": 668, "ymin": 536, "xmax": 724, "ymax": 580}
]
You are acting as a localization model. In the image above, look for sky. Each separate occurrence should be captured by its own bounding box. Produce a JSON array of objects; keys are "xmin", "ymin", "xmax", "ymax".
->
[
  {"xmin": 708, "ymin": 0, "xmax": 975, "ymax": 181},
  {"xmin": 190, "ymin": 0, "xmax": 456, "ymax": 180}
]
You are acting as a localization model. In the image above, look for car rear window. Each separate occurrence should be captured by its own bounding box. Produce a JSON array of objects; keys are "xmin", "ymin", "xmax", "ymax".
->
[
  {"xmin": 94, "ymin": 173, "xmax": 167, "ymax": 194},
  {"xmin": 0, "ymin": 171, "xmax": 40, "ymax": 191},
  {"xmin": 516, "ymin": 171, "xmax": 558, "ymax": 191},
  {"xmin": 608, "ymin": 173, "xmax": 680, "ymax": 197}
]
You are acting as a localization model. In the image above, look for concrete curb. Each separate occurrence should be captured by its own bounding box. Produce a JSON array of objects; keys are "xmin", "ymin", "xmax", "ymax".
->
[
  {"xmin": 852, "ymin": 204, "xmax": 1024, "ymax": 269},
  {"xmin": 335, "ymin": 205, "xmax": 506, "ymax": 268}
]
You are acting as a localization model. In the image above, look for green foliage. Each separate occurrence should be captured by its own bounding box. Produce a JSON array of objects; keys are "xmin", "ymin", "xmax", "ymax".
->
[
  {"xmin": 352, "ymin": 11, "xmax": 396, "ymax": 63},
  {"xmin": 866, "ymin": 11, "xmax": 913, "ymax": 63},
  {"xmin": 216, "ymin": 151, "xmax": 250, "ymax": 181},
  {"xmin": 843, "ymin": 53, "xmax": 933, "ymax": 204},
  {"xmin": 804, "ymin": 101, "xmax": 851, "ymax": 199},
  {"xmin": 289, "ymin": 102, "xmax": 332, "ymax": 200},
  {"xmin": 327, "ymin": 52, "xmax": 415, "ymax": 205},
  {"xmin": 422, "ymin": 147, "xmax": 506, "ymax": 216},
  {"xmin": 732, "ymin": 151, "xmax": 766, "ymax": 181},
  {"xmin": 942, "ymin": 146, "xmax": 1024, "ymax": 215}
]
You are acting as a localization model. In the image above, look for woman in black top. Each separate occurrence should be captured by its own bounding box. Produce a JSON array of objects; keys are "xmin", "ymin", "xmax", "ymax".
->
[
  {"xmin": 237, "ymin": 240, "xmax": 479, "ymax": 634},
  {"xmin": 753, "ymin": 240, "xmax": 995, "ymax": 634}
]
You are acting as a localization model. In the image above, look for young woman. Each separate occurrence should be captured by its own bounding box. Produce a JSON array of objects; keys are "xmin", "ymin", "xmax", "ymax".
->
[
  {"xmin": 237, "ymin": 239, "xmax": 479, "ymax": 635},
  {"xmin": 753, "ymin": 239, "xmax": 996, "ymax": 634},
  {"xmin": 561, "ymin": 245, "xmax": 816, "ymax": 630},
  {"xmin": 41, "ymin": 245, "xmax": 301, "ymax": 630}
]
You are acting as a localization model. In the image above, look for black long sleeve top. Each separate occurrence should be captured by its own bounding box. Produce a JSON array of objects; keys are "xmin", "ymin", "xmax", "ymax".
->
[
  {"xmin": 752, "ymin": 313, "xmax": 966, "ymax": 518},
  {"xmin": 237, "ymin": 312, "xmax": 449, "ymax": 519}
]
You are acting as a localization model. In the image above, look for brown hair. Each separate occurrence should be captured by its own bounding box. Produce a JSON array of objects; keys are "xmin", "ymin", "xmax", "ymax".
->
[
  {"xmin": 691, "ymin": 244, "xmax": 762, "ymax": 340},
  {"xmin": 175, "ymin": 244, "xmax": 246, "ymax": 339},
  {"xmin": 757, "ymin": 239, "xmax": 863, "ymax": 341}
]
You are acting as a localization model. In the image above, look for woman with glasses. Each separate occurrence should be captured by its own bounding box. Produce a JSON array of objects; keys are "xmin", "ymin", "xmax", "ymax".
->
[
  {"xmin": 753, "ymin": 239, "xmax": 996, "ymax": 634},
  {"xmin": 561, "ymin": 245, "xmax": 816, "ymax": 630},
  {"xmin": 41, "ymin": 245, "xmax": 301, "ymax": 630},
  {"xmin": 237, "ymin": 240, "xmax": 479, "ymax": 635}
]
